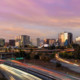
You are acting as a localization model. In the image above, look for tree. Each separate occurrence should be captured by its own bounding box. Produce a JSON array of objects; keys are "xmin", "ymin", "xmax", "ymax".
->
[
  {"xmin": 72, "ymin": 43, "xmax": 80, "ymax": 59},
  {"xmin": 48, "ymin": 44, "xmax": 55, "ymax": 50},
  {"xmin": 56, "ymin": 62, "xmax": 62, "ymax": 67},
  {"xmin": 30, "ymin": 48, "xmax": 33, "ymax": 54},
  {"xmin": 5, "ymin": 48, "xmax": 8, "ymax": 52},
  {"xmin": 50, "ymin": 53, "xmax": 55, "ymax": 59},
  {"xmin": 26, "ymin": 53, "xmax": 31, "ymax": 59},
  {"xmin": 8, "ymin": 46, "xmax": 12, "ymax": 52},
  {"xmin": 34, "ymin": 54, "xmax": 39, "ymax": 59}
]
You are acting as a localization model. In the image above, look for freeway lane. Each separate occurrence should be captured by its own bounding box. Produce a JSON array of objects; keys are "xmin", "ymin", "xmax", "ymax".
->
[
  {"xmin": 4, "ymin": 61, "xmax": 56, "ymax": 80},
  {"xmin": 0, "ymin": 64, "xmax": 42, "ymax": 80},
  {"xmin": 1, "ymin": 59, "xmax": 80, "ymax": 80},
  {"xmin": 9, "ymin": 60, "xmax": 80, "ymax": 80},
  {"xmin": 0, "ymin": 68, "xmax": 22, "ymax": 80},
  {"xmin": 56, "ymin": 53, "xmax": 80, "ymax": 73}
]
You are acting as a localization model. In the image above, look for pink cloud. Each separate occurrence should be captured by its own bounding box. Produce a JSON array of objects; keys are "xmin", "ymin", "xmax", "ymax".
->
[{"xmin": 0, "ymin": 0, "xmax": 80, "ymax": 40}]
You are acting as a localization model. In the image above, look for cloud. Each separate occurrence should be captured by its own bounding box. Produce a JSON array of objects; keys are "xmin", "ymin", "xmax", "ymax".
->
[
  {"xmin": 0, "ymin": 0, "xmax": 80, "ymax": 27},
  {"xmin": 0, "ymin": 0, "xmax": 80, "ymax": 40}
]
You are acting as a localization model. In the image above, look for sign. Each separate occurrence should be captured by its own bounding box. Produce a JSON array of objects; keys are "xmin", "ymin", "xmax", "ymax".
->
[
  {"xmin": 11, "ymin": 58, "xmax": 15, "ymax": 60},
  {"xmin": 16, "ymin": 57, "xmax": 24, "ymax": 60}
]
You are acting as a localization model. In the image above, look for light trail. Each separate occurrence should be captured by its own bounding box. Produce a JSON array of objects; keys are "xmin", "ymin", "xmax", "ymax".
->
[
  {"xmin": 0, "ymin": 64, "xmax": 42, "ymax": 80},
  {"xmin": 56, "ymin": 53, "xmax": 80, "ymax": 66},
  {"xmin": 11, "ymin": 60, "xmax": 79, "ymax": 80}
]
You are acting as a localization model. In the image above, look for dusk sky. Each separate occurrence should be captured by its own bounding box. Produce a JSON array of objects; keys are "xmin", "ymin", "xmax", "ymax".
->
[{"xmin": 0, "ymin": 0, "xmax": 80, "ymax": 41}]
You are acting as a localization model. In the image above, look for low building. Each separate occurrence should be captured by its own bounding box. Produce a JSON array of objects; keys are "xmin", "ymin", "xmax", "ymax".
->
[
  {"xmin": 0, "ymin": 39, "xmax": 5, "ymax": 47},
  {"xmin": 5, "ymin": 42, "xmax": 9, "ymax": 47},
  {"xmin": 44, "ymin": 39, "xmax": 56, "ymax": 46},
  {"xmin": 9, "ymin": 40, "xmax": 15, "ymax": 46}
]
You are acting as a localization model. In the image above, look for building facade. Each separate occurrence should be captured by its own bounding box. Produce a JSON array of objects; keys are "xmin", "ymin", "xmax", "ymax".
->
[
  {"xmin": 59, "ymin": 32, "xmax": 73, "ymax": 46},
  {"xmin": 76, "ymin": 37, "xmax": 80, "ymax": 45},
  {"xmin": 5, "ymin": 42, "xmax": 9, "ymax": 47},
  {"xmin": 37, "ymin": 38, "xmax": 40, "ymax": 47},
  {"xmin": 15, "ymin": 35, "xmax": 30, "ymax": 47},
  {"xmin": 9, "ymin": 40, "xmax": 15, "ymax": 46},
  {"xmin": 44, "ymin": 39, "xmax": 56, "ymax": 46},
  {"xmin": 0, "ymin": 39, "xmax": 5, "ymax": 47}
]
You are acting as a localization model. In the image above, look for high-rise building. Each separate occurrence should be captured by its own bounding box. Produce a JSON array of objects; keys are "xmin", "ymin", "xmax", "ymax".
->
[
  {"xmin": 76, "ymin": 37, "xmax": 80, "ymax": 45},
  {"xmin": 9, "ymin": 40, "xmax": 15, "ymax": 46},
  {"xmin": 0, "ymin": 39, "xmax": 5, "ymax": 47},
  {"xmin": 15, "ymin": 35, "xmax": 30, "ymax": 47},
  {"xmin": 37, "ymin": 38, "xmax": 40, "ymax": 47},
  {"xmin": 68, "ymin": 33, "xmax": 73, "ymax": 45},
  {"xmin": 59, "ymin": 32, "xmax": 73, "ymax": 46}
]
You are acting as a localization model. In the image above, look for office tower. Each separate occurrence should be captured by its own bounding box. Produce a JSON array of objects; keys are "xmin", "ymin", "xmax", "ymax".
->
[
  {"xmin": 68, "ymin": 33, "xmax": 73, "ymax": 45},
  {"xmin": 59, "ymin": 32, "xmax": 73, "ymax": 46},
  {"xmin": 9, "ymin": 40, "xmax": 15, "ymax": 46},
  {"xmin": 37, "ymin": 38, "xmax": 40, "ymax": 47},
  {"xmin": 15, "ymin": 35, "xmax": 30, "ymax": 47},
  {"xmin": 0, "ymin": 38, "xmax": 5, "ymax": 47}
]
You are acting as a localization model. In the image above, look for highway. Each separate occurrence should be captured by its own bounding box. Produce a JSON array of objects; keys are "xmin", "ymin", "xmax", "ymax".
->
[
  {"xmin": 3, "ymin": 61, "xmax": 57, "ymax": 80},
  {"xmin": 55, "ymin": 53, "xmax": 80, "ymax": 73},
  {"xmin": 0, "ymin": 54, "xmax": 80, "ymax": 80},
  {"xmin": 5, "ymin": 60, "xmax": 80, "ymax": 80},
  {"xmin": 0, "ymin": 64, "xmax": 42, "ymax": 80}
]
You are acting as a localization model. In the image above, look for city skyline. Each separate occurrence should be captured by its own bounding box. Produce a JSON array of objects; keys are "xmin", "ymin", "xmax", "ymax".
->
[
  {"xmin": 0, "ymin": 31, "xmax": 79, "ymax": 41},
  {"xmin": 0, "ymin": 0, "xmax": 80, "ymax": 40}
]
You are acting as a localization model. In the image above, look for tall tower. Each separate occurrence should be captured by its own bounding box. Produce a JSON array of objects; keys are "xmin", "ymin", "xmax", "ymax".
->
[
  {"xmin": 37, "ymin": 38, "xmax": 40, "ymax": 47},
  {"xmin": 59, "ymin": 32, "xmax": 73, "ymax": 46},
  {"xmin": 15, "ymin": 35, "xmax": 30, "ymax": 47}
]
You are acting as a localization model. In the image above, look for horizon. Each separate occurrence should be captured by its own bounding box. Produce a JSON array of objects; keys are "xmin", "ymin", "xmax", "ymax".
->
[{"xmin": 0, "ymin": 31, "xmax": 78, "ymax": 42}]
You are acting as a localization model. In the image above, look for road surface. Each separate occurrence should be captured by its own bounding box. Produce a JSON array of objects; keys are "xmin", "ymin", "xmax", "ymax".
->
[
  {"xmin": 55, "ymin": 53, "xmax": 80, "ymax": 73},
  {"xmin": 6, "ymin": 60, "xmax": 80, "ymax": 80},
  {"xmin": 0, "ymin": 64, "xmax": 42, "ymax": 80}
]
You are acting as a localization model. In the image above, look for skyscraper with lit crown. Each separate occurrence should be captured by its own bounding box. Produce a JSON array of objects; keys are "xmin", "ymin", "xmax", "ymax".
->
[{"xmin": 59, "ymin": 32, "xmax": 73, "ymax": 46}]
